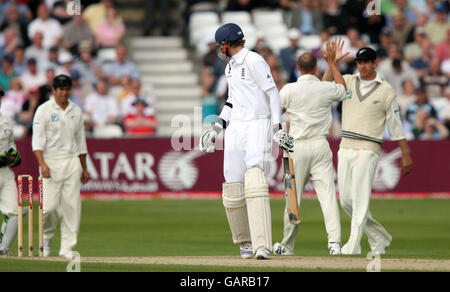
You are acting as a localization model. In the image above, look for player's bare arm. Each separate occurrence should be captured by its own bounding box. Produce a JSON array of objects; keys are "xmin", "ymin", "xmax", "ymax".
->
[
  {"xmin": 397, "ymin": 140, "xmax": 414, "ymax": 175},
  {"xmin": 322, "ymin": 38, "xmax": 349, "ymax": 82},
  {"xmin": 79, "ymin": 154, "xmax": 90, "ymax": 184},
  {"xmin": 321, "ymin": 40, "xmax": 347, "ymax": 90},
  {"xmin": 33, "ymin": 150, "xmax": 51, "ymax": 178}
]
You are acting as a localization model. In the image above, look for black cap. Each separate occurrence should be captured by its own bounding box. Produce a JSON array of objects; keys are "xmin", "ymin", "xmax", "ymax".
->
[
  {"xmin": 355, "ymin": 47, "xmax": 377, "ymax": 62},
  {"xmin": 52, "ymin": 74, "xmax": 72, "ymax": 89}
]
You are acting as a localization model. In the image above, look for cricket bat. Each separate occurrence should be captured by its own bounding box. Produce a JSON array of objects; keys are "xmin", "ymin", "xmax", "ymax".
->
[{"xmin": 283, "ymin": 152, "xmax": 301, "ymax": 224}]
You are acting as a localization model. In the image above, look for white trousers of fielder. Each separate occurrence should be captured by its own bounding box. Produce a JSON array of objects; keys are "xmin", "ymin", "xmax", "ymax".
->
[
  {"xmin": 280, "ymin": 138, "xmax": 341, "ymax": 251},
  {"xmin": 42, "ymin": 156, "xmax": 82, "ymax": 256},
  {"xmin": 0, "ymin": 167, "xmax": 18, "ymax": 217},
  {"xmin": 338, "ymin": 148, "xmax": 392, "ymax": 254}
]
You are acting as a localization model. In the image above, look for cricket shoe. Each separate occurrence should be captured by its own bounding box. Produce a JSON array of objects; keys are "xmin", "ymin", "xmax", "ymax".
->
[
  {"xmin": 0, "ymin": 249, "xmax": 12, "ymax": 256},
  {"xmin": 239, "ymin": 242, "xmax": 253, "ymax": 259},
  {"xmin": 369, "ymin": 236, "xmax": 392, "ymax": 255},
  {"xmin": 328, "ymin": 242, "xmax": 341, "ymax": 255},
  {"xmin": 273, "ymin": 242, "xmax": 293, "ymax": 255},
  {"xmin": 255, "ymin": 247, "xmax": 271, "ymax": 260},
  {"xmin": 60, "ymin": 251, "xmax": 75, "ymax": 260},
  {"xmin": 341, "ymin": 243, "xmax": 361, "ymax": 255}
]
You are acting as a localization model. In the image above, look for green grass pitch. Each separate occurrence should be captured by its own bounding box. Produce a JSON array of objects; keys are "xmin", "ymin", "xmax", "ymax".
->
[{"xmin": 0, "ymin": 198, "xmax": 449, "ymax": 271}]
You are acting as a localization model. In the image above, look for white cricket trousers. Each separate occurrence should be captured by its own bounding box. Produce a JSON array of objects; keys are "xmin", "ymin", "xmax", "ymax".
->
[
  {"xmin": 223, "ymin": 118, "xmax": 272, "ymax": 183},
  {"xmin": 42, "ymin": 156, "xmax": 82, "ymax": 255},
  {"xmin": 337, "ymin": 148, "xmax": 391, "ymax": 254},
  {"xmin": 0, "ymin": 167, "xmax": 18, "ymax": 217},
  {"xmin": 281, "ymin": 138, "xmax": 341, "ymax": 251}
]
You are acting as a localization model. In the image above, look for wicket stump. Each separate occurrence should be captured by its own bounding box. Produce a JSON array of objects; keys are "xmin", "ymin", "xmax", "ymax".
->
[{"xmin": 17, "ymin": 175, "xmax": 43, "ymax": 257}]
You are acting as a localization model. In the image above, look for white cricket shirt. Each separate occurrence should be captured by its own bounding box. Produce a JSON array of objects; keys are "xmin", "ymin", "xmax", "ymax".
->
[
  {"xmin": 32, "ymin": 97, "xmax": 87, "ymax": 159},
  {"xmin": 225, "ymin": 47, "xmax": 278, "ymax": 123},
  {"xmin": 0, "ymin": 112, "xmax": 15, "ymax": 153},
  {"xmin": 280, "ymin": 74, "xmax": 347, "ymax": 140}
]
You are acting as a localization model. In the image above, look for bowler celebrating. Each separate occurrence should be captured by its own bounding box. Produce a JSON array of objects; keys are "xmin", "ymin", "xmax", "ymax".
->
[{"xmin": 200, "ymin": 23, "xmax": 293, "ymax": 259}]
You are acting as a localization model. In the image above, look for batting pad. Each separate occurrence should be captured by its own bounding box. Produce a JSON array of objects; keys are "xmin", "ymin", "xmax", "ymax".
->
[
  {"xmin": 244, "ymin": 167, "xmax": 272, "ymax": 252},
  {"xmin": 222, "ymin": 183, "xmax": 251, "ymax": 244}
]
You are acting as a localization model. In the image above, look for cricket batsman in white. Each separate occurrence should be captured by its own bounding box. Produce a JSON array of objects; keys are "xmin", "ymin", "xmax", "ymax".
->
[
  {"xmin": 0, "ymin": 90, "xmax": 23, "ymax": 256},
  {"xmin": 200, "ymin": 23, "xmax": 294, "ymax": 259},
  {"xmin": 32, "ymin": 75, "xmax": 90, "ymax": 259}
]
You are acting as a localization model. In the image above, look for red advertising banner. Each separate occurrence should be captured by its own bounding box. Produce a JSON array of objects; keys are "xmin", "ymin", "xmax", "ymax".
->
[{"xmin": 13, "ymin": 138, "xmax": 450, "ymax": 199}]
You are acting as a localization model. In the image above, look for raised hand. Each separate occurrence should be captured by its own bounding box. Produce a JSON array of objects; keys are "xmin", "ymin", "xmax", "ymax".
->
[{"xmin": 335, "ymin": 37, "xmax": 350, "ymax": 63}]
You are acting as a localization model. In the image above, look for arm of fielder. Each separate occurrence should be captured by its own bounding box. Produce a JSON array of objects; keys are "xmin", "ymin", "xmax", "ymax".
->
[
  {"xmin": 33, "ymin": 150, "xmax": 51, "ymax": 178},
  {"xmin": 397, "ymin": 139, "xmax": 413, "ymax": 175}
]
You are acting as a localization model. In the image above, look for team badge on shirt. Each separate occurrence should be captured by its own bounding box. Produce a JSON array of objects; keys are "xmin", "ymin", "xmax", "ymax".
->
[
  {"xmin": 345, "ymin": 90, "xmax": 352, "ymax": 99},
  {"xmin": 51, "ymin": 113, "xmax": 59, "ymax": 122}
]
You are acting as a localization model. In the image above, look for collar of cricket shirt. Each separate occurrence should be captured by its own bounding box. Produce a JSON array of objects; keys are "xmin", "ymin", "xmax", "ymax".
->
[
  {"xmin": 231, "ymin": 46, "xmax": 249, "ymax": 65},
  {"xmin": 357, "ymin": 72, "xmax": 383, "ymax": 84},
  {"xmin": 50, "ymin": 96, "xmax": 74, "ymax": 112},
  {"xmin": 297, "ymin": 74, "xmax": 320, "ymax": 82}
]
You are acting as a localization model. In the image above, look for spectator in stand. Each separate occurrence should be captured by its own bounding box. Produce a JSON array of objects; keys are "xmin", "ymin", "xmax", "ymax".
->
[
  {"xmin": 363, "ymin": 6, "xmax": 387, "ymax": 45},
  {"xmin": 435, "ymin": 27, "xmax": 450, "ymax": 63},
  {"xmin": 62, "ymin": 14, "xmax": 93, "ymax": 56},
  {"xmin": 123, "ymin": 98, "xmax": 157, "ymax": 137},
  {"xmin": 379, "ymin": 42, "xmax": 410, "ymax": 74},
  {"xmin": 411, "ymin": 37, "xmax": 434, "ymax": 78},
  {"xmin": 322, "ymin": 0, "xmax": 350, "ymax": 35},
  {"xmin": 381, "ymin": 57, "xmax": 420, "ymax": 96},
  {"xmin": 24, "ymin": 31, "xmax": 48, "ymax": 70},
  {"xmin": 83, "ymin": 0, "xmax": 123, "ymax": 32},
  {"xmin": 38, "ymin": 67, "xmax": 55, "ymax": 101},
  {"xmin": 0, "ymin": 4, "xmax": 30, "ymax": 47},
  {"xmin": 420, "ymin": 116, "xmax": 449, "ymax": 140},
  {"xmin": 0, "ymin": 0, "xmax": 33, "ymax": 22},
  {"xmin": 117, "ymin": 76, "xmax": 133, "ymax": 101},
  {"xmin": 84, "ymin": 78, "xmax": 120, "ymax": 129},
  {"xmin": 404, "ymin": 27, "xmax": 428, "ymax": 64},
  {"xmin": 20, "ymin": 58, "xmax": 46, "ymax": 91},
  {"xmin": 0, "ymin": 56, "xmax": 18, "ymax": 91},
  {"xmin": 94, "ymin": 7, "xmax": 126, "ymax": 48},
  {"xmin": 1, "ymin": 76, "xmax": 25, "ymax": 120},
  {"xmin": 56, "ymin": 51, "xmax": 77, "ymax": 77},
  {"xmin": 0, "ymin": 28, "xmax": 18, "ymax": 61},
  {"xmin": 289, "ymin": 0, "xmax": 324, "ymax": 35},
  {"xmin": 397, "ymin": 79, "xmax": 417, "ymax": 118},
  {"xmin": 376, "ymin": 28, "xmax": 392, "ymax": 60},
  {"xmin": 389, "ymin": 8, "xmax": 415, "ymax": 48},
  {"xmin": 279, "ymin": 28, "xmax": 302, "ymax": 83},
  {"xmin": 439, "ymin": 87, "xmax": 450, "ymax": 131},
  {"xmin": 40, "ymin": 46, "xmax": 61, "ymax": 73},
  {"xmin": 421, "ymin": 58, "xmax": 450, "ymax": 98},
  {"xmin": 385, "ymin": 0, "xmax": 417, "ymax": 28},
  {"xmin": 425, "ymin": 5, "xmax": 450, "ymax": 45},
  {"xmin": 120, "ymin": 79, "xmax": 155, "ymax": 117},
  {"xmin": 48, "ymin": 0, "xmax": 73, "ymax": 24},
  {"xmin": 406, "ymin": 88, "xmax": 438, "ymax": 137},
  {"xmin": 28, "ymin": 4, "xmax": 63, "ymax": 50},
  {"xmin": 72, "ymin": 40, "xmax": 104, "ymax": 86},
  {"xmin": 104, "ymin": 44, "xmax": 140, "ymax": 86},
  {"xmin": 13, "ymin": 45, "xmax": 27, "ymax": 75},
  {"xmin": 20, "ymin": 87, "xmax": 48, "ymax": 136},
  {"xmin": 69, "ymin": 71, "xmax": 84, "ymax": 109}
]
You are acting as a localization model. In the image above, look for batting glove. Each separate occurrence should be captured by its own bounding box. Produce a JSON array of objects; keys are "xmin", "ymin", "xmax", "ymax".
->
[
  {"xmin": 199, "ymin": 120, "xmax": 225, "ymax": 153},
  {"xmin": 273, "ymin": 124, "xmax": 294, "ymax": 153},
  {"xmin": 7, "ymin": 148, "xmax": 22, "ymax": 168}
]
